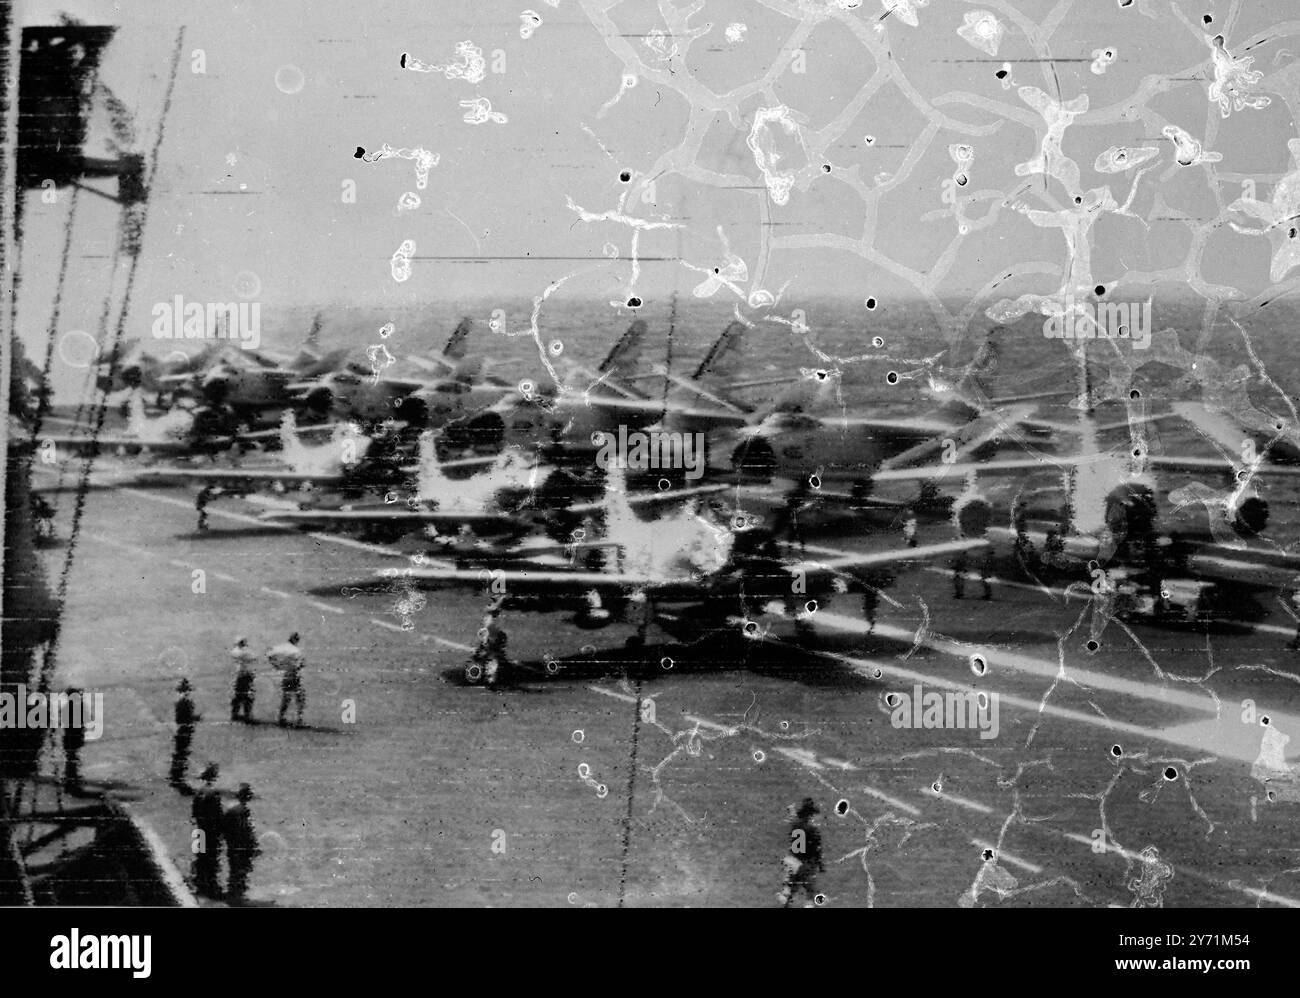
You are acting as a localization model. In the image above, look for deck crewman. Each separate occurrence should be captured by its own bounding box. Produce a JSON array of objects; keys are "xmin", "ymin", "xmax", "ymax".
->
[
  {"xmin": 902, "ymin": 510, "xmax": 918, "ymax": 548},
  {"xmin": 471, "ymin": 597, "xmax": 511, "ymax": 688},
  {"xmin": 980, "ymin": 550, "xmax": 995, "ymax": 600},
  {"xmin": 191, "ymin": 763, "xmax": 224, "ymax": 898},
  {"xmin": 779, "ymin": 797, "xmax": 825, "ymax": 907},
  {"xmin": 268, "ymin": 632, "xmax": 306, "ymax": 728},
  {"xmin": 229, "ymin": 637, "xmax": 257, "ymax": 723},
  {"xmin": 61, "ymin": 687, "xmax": 86, "ymax": 792},
  {"xmin": 195, "ymin": 485, "xmax": 217, "ymax": 532},
  {"xmin": 1042, "ymin": 528, "xmax": 1066, "ymax": 580},
  {"xmin": 169, "ymin": 678, "xmax": 201, "ymax": 791},
  {"xmin": 862, "ymin": 587, "xmax": 879, "ymax": 636},
  {"xmin": 32, "ymin": 493, "xmax": 55, "ymax": 543},
  {"xmin": 773, "ymin": 478, "xmax": 812, "ymax": 556},
  {"xmin": 224, "ymin": 783, "xmax": 261, "ymax": 904},
  {"xmin": 952, "ymin": 551, "xmax": 968, "ymax": 599}
]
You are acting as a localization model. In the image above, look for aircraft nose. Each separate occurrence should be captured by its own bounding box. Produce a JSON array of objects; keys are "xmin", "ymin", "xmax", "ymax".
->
[
  {"xmin": 303, "ymin": 385, "xmax": 334, "ymax": 413},
  {"xmin": 201, "ymin": 370, "xmax": 232, "ymax": 404}
]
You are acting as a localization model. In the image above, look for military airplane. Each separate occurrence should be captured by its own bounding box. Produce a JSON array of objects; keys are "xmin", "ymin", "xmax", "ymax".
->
[
  {"xmin": 368, "ymin": 462, "xmax": 990, "ymax": 682},
  {"xmin": 867, "ymin": 380, "xmax": 1300, "ymax": 626},
  {"xmin": 257, "ymin": 429, "xmax": 732, "ymax": 546},
  {"xmin": 287, "ymin": 317, "xmax": 515, "ymax": 428},
  {"xmin": 132, "ymin": 409, "xmax": 384, "ymax": 505}
]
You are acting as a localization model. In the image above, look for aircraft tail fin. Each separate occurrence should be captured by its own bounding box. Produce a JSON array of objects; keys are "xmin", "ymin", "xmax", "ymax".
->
[
  {"xmin": 443, "ymin": 317, "xmax": 474, "ymax": 361},
  {"xmin": 597, "ymin": 320, "xmax": 648, "ymax": 375},
  {"xmin": 693, "ymin": 320, "xmax": 748, "ymax": 383},
  {"xmin": 290, "ymin": 346, "xmax": 344, "ymax": 378},
  {"xmin": 306, "ymin": 311, "xmax": 323, "ymax": 351},
  {"xmin": 950, "ymin": 330, "xmax": 1003, "ymax": 404}
]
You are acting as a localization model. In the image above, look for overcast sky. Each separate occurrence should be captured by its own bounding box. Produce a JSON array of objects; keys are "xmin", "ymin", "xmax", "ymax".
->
[{"xmin": 13, "ymin": 0, "xmax": 1300, "ymax": 361}]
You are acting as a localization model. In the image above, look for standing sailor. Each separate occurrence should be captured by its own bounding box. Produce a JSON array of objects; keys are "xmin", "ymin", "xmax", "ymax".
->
[
  {"xmin": 268, "ymin": 632, "xmax": 306, "ymax": 728},
  {"xmin": 778, "ymin": 798, "xmax": 825, "ymax": 907},
  {"xmin": 195, "ymin": 485, "xmax": 216, "ymax": 532},
  {"xmin": 191, "ymin": 763, "xmax": 224, "ymax": 898},
  {"xmin": 224, "ymin": 783, "xmax": 261, "ymax": 904},
  {"xmin": 229, "ymin": 637, "xmax": 257, "ymax": 723},
  {"xmin": 169, "ymin": 678, "xmax": 201, "ymax": 791},
  {"xmin": 902, "ymin": 510, "xmax": 918, "ymax": 548},
  {"xmin": 61, "ymin": 687, "xmax": 86, "ymax": 792}
]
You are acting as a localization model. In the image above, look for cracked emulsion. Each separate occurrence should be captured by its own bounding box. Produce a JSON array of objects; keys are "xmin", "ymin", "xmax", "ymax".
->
[{"xmin": 339, "ymin": 0, "xmax": 1300, "ymax": 906}]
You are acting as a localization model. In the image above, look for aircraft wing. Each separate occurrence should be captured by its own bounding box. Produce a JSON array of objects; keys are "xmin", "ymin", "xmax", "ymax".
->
[
  {"xmin": 786, "ymin": 538, "xmax": 990, "ymax": 576},
  {"xmin": 42, "ymin": 435, "xmax": 196, "ymax": 455},
  {"xmin": 288, "ymin": 374, "xmax": 428, "ymax": 396},
  {"xmin": 387, "ymin": 538, "xmax": 992, "ymax": 599},
  {"xmin": 134, "ymin": 467, "xmax": 345, "ymax": 487},
  {"xmin": 988, "ymin": 389, "xmax": 1077, "ymax": 405},
  {"xmin": 1170, "ymin": 401, "xmax": 1254, "ymax": 455},
  {"xmin": 1022, "ymin": 412, "xmax": 1183, "ymax": 435},
  {"xmin": 231, "ymin": 422, "xmax": 344, "ymax": 443},
  {"xmin": 249, "ymin": 348, "xmax": 296, "ymax": 368},
  {"xmin": 739, "ymin": 483, "xmax": 908, "ymax": 510},
  {"xmin": 568, "ymin": 482, "xmax": 731, "ymax": 514},
  {"xmin": 565, "ymin": 364, "xmax": 645, "ymax": 400},
  {"xmin": 1193, "ymin": 541, "xmax": 1300, "ymax": 572},
  {"xmin": 408, "ymin": 355, "xmax": 510, "ymax": 381},
  {"xmin": 869, "ymin": 449, "xmax": 1300, "ymax": 486},
  {"xmin": 378, "ymin": 564, "xmax": 678, "ymax": 597},
  {"xmin": 1184, "ymin": 552, "xmax": 1300, "ymax": 589},
  {"xmin": 1169, "ymin": 402, "xmax": 1300, "ymax": 461},
  {"xmin": 868, "ymin": 449, "xmax": 1139, "ymax": 485},
  {"xmin": 625, "ymin": 373, "xmax": 797, "ymax": 391},
  {"xmin": 378, "ymin": 374, "xmax": 431, "ymax": 395},
  {"xmin": 877, "ymin": 404, "xmax": 1044, "ymax": 470},
  {"xmin": 44, "ymin": 423, "xmax": 340, "ymax": 456},
  {"xmin": 723, "ymin": 375, "xmax": 800, "ymax": 392},
  {"xmin": 820, "ymin": 415, "xmax": 955, "ymax": 436},
  {"xmin": 406, "ymin": 355, "xmax": 456, "ymax": 375},
  {"xmin": 653, "ymin": 366, "xmax": 751, "ymax": 415},
  {"xmin": 1149, "ymin": 456, "xmax": 1300, "ymax": 477},
  {"xmin": 396, "ymin": 454, "xmax": 516, "ymax": 475},
  {"xmin": 258, "ymin": 507, "xmax": 522, "ymax": 531},
  {"xmin": 575, "ymin": 395, "xmax": 752, "ymax": 426}
]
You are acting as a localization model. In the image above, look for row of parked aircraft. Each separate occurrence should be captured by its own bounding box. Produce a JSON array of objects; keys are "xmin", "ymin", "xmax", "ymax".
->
[{"xmin": 34, "ymin": 312, "xmax": 1300, "ymax": 680}]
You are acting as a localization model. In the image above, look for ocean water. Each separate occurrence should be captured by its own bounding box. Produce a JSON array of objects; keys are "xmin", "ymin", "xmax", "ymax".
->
[
  {"xmin": 26, "ymin": 289, "xmax": 1300, "ymax": 547},
  {"xmin": 266, "ymin": 294, "xmax": 1300, "ymax": 418},
  {"xmin": 32, "ymin": 287, "xmax": 1300, "ymax": 420},
  {"xmin": 255, "ymin": 293, "xmax": 1300, "ymax": 545}
]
